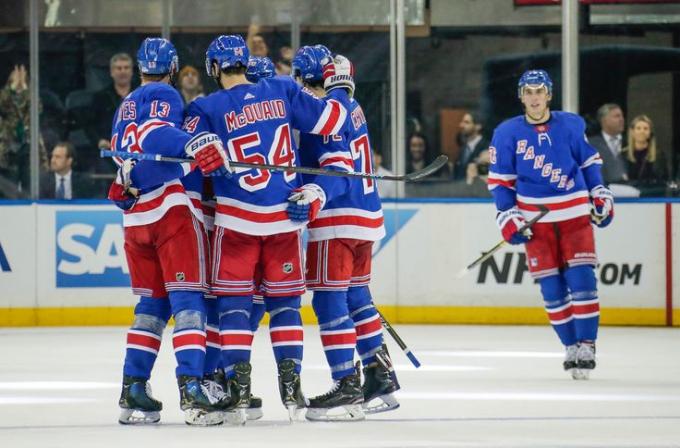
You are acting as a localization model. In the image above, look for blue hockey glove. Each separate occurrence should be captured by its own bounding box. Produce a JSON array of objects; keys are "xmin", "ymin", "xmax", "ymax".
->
[
  {"xmin": 287, "ymin": 184, "xmax": 326, "ymax": 223},
  {"xmin": 590, "ymin": 185, "xmax": 614, "ymax": 228},
  {"xmin": 497, "ymin": 207, "xmax": 532, "ymax": 245}
]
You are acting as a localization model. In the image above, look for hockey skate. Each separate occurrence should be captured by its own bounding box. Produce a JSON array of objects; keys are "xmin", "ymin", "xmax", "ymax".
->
[
  {"xmin": 563, "ymin": 344, "xmax": 579, "ymax": 379},
  {"xmin": 277, "ymin": 359, "xmax": 307, "ymax": 421},
  {"xmin": 178, "ymin": 375, "xmax": 224, "ymax": 426},
  {"xmin": 246, "ymin": 394, "xmax": 263, "ymax": 421},
  {"xmin": 222, "ymin": 362, "xmax": 252, "ymax": 426},
  {"xmin": 362, "ymin": 345, "xmax": 400, "ymax": 414},
  {"xmin": 118, "ymin": 376, "xmax": 162, "ymax": 425},
  {"xmin": 573, "ymin": 341, "xmax": 596, "ymax": 380},
  {"xmin": 202, "ymin": 373, "xmax": 235, "ymax": 411},
  {"xmin": 305, "ymin": 363, "xmax": 365, "ymax": 422},
  {"xmin": 214, "ymin": 369, "xmax": 262, "ymax": 421}
]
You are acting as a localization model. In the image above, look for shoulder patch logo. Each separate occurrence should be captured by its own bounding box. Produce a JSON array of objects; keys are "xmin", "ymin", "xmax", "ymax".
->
[{"xmin": 244, "ymin": 92, "xmax": 255, "ymax": 100}]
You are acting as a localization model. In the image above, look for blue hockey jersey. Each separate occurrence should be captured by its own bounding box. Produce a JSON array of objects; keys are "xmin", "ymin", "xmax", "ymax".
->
[
  {"xmin": 110, "ymin": 82, "xmax": 199, "ymax": 227},
  {"xmin": 487, "ymin": 111, "xmax": 603, "ymax": 223},
  {"xmin": 182, "ymin": 76, "xmax": 350, "ymax": 236},
  {"xmin": 300, "ymin": 98, "xmax": 385, "ymax": 242}
]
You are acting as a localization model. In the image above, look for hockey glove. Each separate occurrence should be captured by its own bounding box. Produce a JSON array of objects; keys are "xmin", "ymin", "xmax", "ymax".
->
[
  {"xmin": 108, "ymin": 159, "xmax": 139, "ymax": 211},
  {"xmin": 287, "ymin": 184, "xmax": 326, "ymax": 223},
  {"xmin": 497, "ymin": 207, "xmax": 532, "ymax": 245},
  {"xmin": 590, "ymin": 185, "xmax": 614, "ymax": 228},
  {"xmin": 322, "ymin": 54, "xmax": 355, "ymax": 97},
  {"xmin": 185, "ymin": 132, "xmax": 232, "ymax": 177}
]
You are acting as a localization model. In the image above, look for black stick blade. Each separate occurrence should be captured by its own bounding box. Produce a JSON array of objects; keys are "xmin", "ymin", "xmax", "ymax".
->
[{"xmin": 404, "ymin": 155, "xmax": 449, "ymax": 182}]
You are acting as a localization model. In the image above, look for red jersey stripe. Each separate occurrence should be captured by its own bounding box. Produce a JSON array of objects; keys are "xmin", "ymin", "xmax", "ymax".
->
[
  {"xmin": 309, "ymin": 214, "xmax": 384, "ymax": 229},
  {"xmin": 518, "ymin": 196, "xmax": 589, "ymax": 212},
  {"xmin": 216, "ymin": 203, "xmax": 289, "ymax": 223},
  {"xmin": 318, "ymin": 101, "xmax": 341, "ymax": 136}
]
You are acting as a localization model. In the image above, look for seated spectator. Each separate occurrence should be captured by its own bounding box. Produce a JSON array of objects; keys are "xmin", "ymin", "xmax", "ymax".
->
[
  {"xmin": 372, "ymin": 149, "xmax": 396, "ymax": 198},
  {"xmin": 452, "ymin": 111, "xmax": 488, "ymax": 180},
  {"xmin": 588, "ymin": 103, "xmax": 628, "ymax": 185},
  {"xmin": 89, "ymin": 53, "xmax": 134, "ymax": 152},
  {"xmin": 40, "ymin": 141, "xmax": 92, "ymax": 199},
  {"xmin": 464, "ymin": 150, "xmax": 492, "ymax": 197},
  {"xmin": 0, "ymin": 64, "xmax": 48, "ymax": 196},
  {"xmin": 624, "ymin": 115, "xmax": 670, "ymax": 188},
  {"xmin": 407, "ymin": 132, "xmax": 429, "ymax": 174},
  {"xmin": 177, "ymin": 66, "xmax": 204, "ymax": 104}
]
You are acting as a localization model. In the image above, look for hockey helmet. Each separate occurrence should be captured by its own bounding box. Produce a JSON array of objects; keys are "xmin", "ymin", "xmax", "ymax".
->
[
  {"xmin": 517, "ymin": 69, "xmax": 553, "ymax": 98},
  {"xmin": 291, "ymin": 44, "xmax": 331, "ymax": 83},
  {"xmin": 137, "ymin": 37, "xmax": 179, "ymax": 76},
  {"xmin": 205, "ymin": 34, "xmax": 250, "ymax": 78},
  {"xmin": 245, "ymin": 56, "xmax": 275, "ymax": 83}
]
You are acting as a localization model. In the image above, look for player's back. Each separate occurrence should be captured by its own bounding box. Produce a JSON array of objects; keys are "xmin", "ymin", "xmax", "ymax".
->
[
  {"xmin": 189, "ymin": 77, "xmax": 305, "ymax": 235},
  {"xmin": 110, "ymin": 82, "xmax": 196, "ymax": 227},
  {"xmin": 300, "ymin": 99, "xmax": 385, "ymax": 242}
]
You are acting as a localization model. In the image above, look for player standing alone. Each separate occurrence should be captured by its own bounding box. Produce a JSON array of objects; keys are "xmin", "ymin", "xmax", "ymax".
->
[
  {"xmin": 291, "ymin": 45, "xmax": 400, "ymax": 421},
  {"xmin": 487, "ymin": 70, "xmax": 614, "ymax": 380}
]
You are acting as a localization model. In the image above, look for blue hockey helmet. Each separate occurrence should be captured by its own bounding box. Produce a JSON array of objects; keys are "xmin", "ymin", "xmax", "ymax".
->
[
  {"xmin": 517, "ymin": 69, "xmax": 553, "ymax": 98},
  {"xmin": 137, "ymin": 37, "xmax": 179, "ymax": 76},
  {"xmin": 291, "ymin": 44, "xmax": 331, "ymax": 83},
  {"xmin": 205, "ymin": 34, "xmax": 249, "ymax": 78},
  {"xmin": 245, "ymin": 56, "xmax": 275, "ymax": 83}
]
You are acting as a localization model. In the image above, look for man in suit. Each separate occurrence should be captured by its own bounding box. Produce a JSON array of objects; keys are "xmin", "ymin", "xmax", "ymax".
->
[
  {"xmin": 588, "ymin": 103, "xmax": 628, "ymax": 185},
  {"xmin": 40, "ymin": 142, "xmax": 92, "ymax": 199},
  {"xmin": 452, "ymin": 111, "xmax": 489, "ymax": 180}
]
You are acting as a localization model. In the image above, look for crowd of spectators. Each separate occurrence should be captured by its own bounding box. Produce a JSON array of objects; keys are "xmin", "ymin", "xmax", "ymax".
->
[
  {"xmin": 1, "ymin": 33, "xmax": 677, "ymax": 200},
  {"xmin": 404, "ymin": 101, "xmax": 677, "ymax": 198},
  {"xmin": 588, "ymin": 104, "xmax": 674, "ymax": 197}
]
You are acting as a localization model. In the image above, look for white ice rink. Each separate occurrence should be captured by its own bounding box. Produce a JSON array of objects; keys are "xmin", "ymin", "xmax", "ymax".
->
[{"xmin": 1, "ymin": 325, "xmax": 679, "ymax": 448}]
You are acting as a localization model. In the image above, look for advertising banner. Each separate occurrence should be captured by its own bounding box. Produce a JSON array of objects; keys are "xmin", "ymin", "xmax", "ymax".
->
[{"xmin": 0, "ymin": 200, "xmax": 675, "ymax": 326}]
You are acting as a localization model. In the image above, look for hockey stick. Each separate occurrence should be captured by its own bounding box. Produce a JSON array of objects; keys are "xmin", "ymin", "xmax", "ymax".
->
[
  {"xmin": 100, "ymin": 150, "xmax": 448, "ymax": 183},
  {"xmin": 377, "ymin": 309, "xmax": 421, "ymax": 368},
  {"xmin": 455, "ymin": 204, "xmax": 549, "ymax": 279}
]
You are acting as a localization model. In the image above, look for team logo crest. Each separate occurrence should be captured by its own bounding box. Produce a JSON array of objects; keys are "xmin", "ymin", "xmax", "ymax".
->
[
  {"xmin": 176, "ymin": 272, "xmax": 185, "ymax": 281},
  {"xmin": 282, "ymin": 262, "xmax": 293, "ymax": 274}
]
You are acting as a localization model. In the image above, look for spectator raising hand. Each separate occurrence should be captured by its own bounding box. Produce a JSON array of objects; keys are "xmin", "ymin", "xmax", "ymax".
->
[{"xmin": 9, "ymin": 65, "xmax": 28, "ymax": 92}]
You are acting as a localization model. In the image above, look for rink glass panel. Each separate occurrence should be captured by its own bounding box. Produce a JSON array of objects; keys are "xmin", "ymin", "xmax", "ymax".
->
[
  {"xmin": 403, "ymin": 0, "xmax": 680, "ymax": 198},
  {"xmin": 0, "ymin": 4, "xmax": 33, "ymax": 199}
]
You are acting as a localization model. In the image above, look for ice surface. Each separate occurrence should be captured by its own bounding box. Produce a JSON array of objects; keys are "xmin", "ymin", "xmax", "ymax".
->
[{"xmin": 0, "ymin": 325, "xmax": 679, "ymax": 447}]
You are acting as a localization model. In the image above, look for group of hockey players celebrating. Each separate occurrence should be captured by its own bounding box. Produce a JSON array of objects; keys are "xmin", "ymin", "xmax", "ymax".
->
[
  {"xmin": 109, "ymin": 35, "xmax": 399, "ymax": 426},
  {"xmin": 110, "ymin": 31, "xmax": 614, "ymax": 428}
]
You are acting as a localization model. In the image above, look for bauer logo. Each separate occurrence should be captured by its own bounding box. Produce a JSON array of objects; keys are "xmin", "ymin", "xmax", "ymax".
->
[{"xmin": 56, "ymin": 210, "xmax": 130, "ymax": 287}]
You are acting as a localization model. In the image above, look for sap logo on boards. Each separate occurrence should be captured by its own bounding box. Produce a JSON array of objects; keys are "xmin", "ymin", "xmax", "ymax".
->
[
  {"xmin": 56, "ymin": 211, "xmax": 130, "ymax": 287},
  {"xmin": 0, "ymin": 241, "xmax": 11, "ymax": 272}
]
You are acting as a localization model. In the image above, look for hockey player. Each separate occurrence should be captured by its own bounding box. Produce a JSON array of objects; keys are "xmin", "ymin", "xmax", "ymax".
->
[
  {"xmin": 200, "ymin": 55, "xmax": 276, "ymax": 423},
  {"xmin": 487, "ymin": 70, "xmax": 613, "ymax": 380},
  {"xmin": 245, "ymin": 55, "xmax": 276, "ymax": 84},
  {"xmin": 290, "ymin": 45, "xmax": 400, "ymax": 421},
  {"xmin": 181, "ymin": 34, "xmax": 355, "ymax": 423},
  {"xmin": 108, "ymin": 37, "xmax": 232, "ymax": 425}
]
